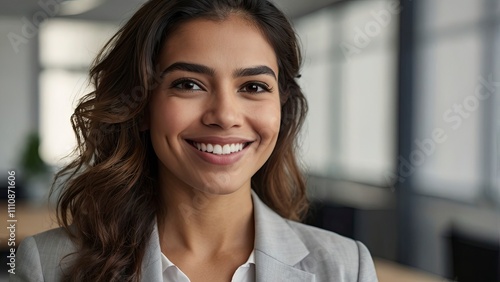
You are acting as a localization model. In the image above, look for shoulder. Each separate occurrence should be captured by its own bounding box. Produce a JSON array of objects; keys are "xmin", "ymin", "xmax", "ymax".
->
[
  {"xmin": 286, "ymin": 220, "xmax": 378, "ymax": 282},
  {"xmin": 251, "ymin": 191, "xmax": 378, "ymax": 281},
  {"xmin": 286, "ymin": 220, "xmax": 359, "ymax": 254},
  {"xmin": 12, "ymin": 227, "xmax": 77, "ymax": 282},
  {"xmin": 27, "ymin": 226, "xmax": 77, "ymax": 262},
  {"xmin": 31, "ymin": 226, "xmax": 75, "ymax": 249}
]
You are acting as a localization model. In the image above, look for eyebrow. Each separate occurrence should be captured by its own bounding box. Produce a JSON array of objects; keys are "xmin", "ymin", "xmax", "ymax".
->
[
  {"xmin": 160, "ymin": 62, "xmax": 215, "ymax": 77},
  {"xmin": 234, "ymin": 65, "xmax": 277, "ymax": 80},
  {"xmin": 160, "ymin": 62, "xmax": 277, "ymax": 80}
]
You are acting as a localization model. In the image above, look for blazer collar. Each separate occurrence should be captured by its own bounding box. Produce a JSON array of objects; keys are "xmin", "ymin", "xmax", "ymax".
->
[
  {"xmin": 252, "ymin": 190, "xmax": 316, "ymax": 281},
  {"xmin": 139, "ymin": 190, "xmax": 315, "ymax": 281}
]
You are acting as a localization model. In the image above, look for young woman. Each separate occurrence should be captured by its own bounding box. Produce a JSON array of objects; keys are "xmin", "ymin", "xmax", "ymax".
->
[{"xmin": 13, "ymin": 0, "xmax": 378, "ymax": 281}]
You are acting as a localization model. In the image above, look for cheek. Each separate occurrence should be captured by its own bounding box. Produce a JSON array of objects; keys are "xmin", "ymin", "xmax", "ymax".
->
[
  {"xmin": 251, "ymin": 102, "xmax": 281, "ymax": 143},
  {"xmin": 149, "ymin": 98, "xmax": 191, "ymax": 137}
]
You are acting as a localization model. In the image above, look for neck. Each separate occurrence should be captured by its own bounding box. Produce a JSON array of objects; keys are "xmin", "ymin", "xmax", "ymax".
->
[{"xmin": 157, "ymin": 181, "xmax": 255, "ymax": 257}]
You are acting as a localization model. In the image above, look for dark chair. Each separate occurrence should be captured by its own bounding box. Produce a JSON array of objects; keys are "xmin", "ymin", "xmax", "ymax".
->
[{"xmin": 447, "ymin": 227, "xmax": 500, "ymax": 282}]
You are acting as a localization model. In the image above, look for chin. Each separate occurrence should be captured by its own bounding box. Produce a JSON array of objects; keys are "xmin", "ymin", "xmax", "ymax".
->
[
  {"xmin": 187, "ymin": 170, "xmax": 249, "ymax": 194},
  {"xmin": 193, "ymin": 184, "xmax": 244, "ymax": 196}
]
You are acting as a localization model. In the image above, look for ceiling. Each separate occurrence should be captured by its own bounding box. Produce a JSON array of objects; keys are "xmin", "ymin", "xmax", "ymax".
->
[{"xmin": 0, "ymin": 0, "xmax": 342, "ymax": 22}]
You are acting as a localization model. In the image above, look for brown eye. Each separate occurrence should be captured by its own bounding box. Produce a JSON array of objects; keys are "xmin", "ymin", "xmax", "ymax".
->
[
  {"xmin": 171, "ymin": 79, "xmax": 203, "ymax": 91},
  {"xmin": 241, "ymin": 82, "xmax": 271, "ymax": 93}
]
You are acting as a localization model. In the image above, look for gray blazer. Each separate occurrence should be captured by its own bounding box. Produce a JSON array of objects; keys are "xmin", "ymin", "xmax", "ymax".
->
[{"xmin": 11, "ymin": 191, "xmax": 378, "ymax": 281}]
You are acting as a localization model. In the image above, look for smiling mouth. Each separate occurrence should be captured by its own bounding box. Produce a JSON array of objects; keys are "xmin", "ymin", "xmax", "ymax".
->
[{"xmin": 187, "ymin": 140, "xmax": 252, "ymax": 155}]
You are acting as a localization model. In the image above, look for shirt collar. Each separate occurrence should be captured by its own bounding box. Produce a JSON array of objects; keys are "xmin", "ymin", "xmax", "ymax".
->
[{"xmin": 160, "ymin": 250, "xmax": 255, "ymax": 272}]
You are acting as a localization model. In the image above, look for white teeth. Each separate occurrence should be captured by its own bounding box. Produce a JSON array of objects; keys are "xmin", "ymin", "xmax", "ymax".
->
[
  {"xmin": 192, "ymin": 142, "xmax": 246, "ymax": 155},
  {"xmin": 213, "ymin": 144, "xmax": 223, "ymax": 154}
]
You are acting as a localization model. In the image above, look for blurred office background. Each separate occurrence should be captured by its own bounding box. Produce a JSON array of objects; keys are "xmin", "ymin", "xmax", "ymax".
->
[{"xmin": 0, "ymin": 0, "xmax": 499, "ymax": 281}]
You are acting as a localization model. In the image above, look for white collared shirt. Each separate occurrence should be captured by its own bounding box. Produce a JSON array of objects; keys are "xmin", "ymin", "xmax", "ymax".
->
[{"xmin": 161, "ymin": 250, "xmax": 255, "ymax": 282}]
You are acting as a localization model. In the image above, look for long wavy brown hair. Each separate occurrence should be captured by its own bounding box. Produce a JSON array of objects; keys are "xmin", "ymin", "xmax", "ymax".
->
[{"xmin": 52, "ymin": 0, "xmax": 308, "ymax": 280}]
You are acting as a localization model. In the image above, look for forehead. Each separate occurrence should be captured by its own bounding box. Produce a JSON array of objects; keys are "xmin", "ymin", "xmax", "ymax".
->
[{"xmin": 158, "ymin": 15, "xmax": 278, "ymax": 72}]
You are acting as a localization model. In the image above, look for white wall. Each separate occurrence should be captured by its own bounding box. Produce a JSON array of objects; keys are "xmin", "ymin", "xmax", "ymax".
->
[{"xmin": 0, "ymin": 16, "xmax": 38, "ymax": 175}]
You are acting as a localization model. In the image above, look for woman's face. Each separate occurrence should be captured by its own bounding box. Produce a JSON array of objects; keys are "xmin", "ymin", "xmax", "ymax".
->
[{"xmin": 149, "ymin": 15, "xmax": 281, "ymax": 195}]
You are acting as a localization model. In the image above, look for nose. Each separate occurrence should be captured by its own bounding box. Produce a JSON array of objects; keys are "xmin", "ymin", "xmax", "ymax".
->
[{"xmin": 201, "ymin": 88, "xmax": 243, "ymax": 129}]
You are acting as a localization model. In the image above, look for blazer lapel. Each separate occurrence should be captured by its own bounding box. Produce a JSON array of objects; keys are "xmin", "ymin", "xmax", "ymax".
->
[
  {"xmin": 252, "ymin": 191, "xmax": 316, "ymax": 282},
  {"xmin": 255, "ymin": 251, "xmax": 316, "ymax": 282}
]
